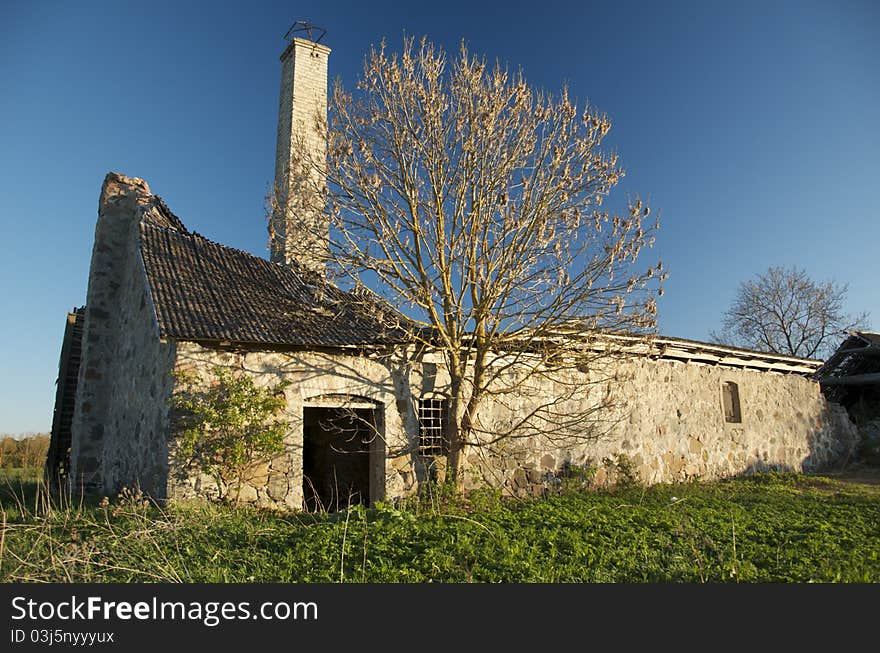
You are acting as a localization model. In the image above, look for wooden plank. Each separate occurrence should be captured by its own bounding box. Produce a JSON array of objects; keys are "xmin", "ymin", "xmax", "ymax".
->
[
  {"xmin": 835, "ymin": 346, "xmax": 880, "ymax": 357},
  {"xmin": 819, "ymin": 372, "xmax": 880, "ymax": 386}
]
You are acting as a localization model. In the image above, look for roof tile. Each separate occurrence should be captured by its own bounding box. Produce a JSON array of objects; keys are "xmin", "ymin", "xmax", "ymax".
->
[{"xmin": 139, "ymin": 220, "xmax": 409, "ymax": 348}]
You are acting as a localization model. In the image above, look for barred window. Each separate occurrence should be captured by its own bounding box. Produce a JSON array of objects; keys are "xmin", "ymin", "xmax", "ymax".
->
[
  {"xmin": 722, "ymin": 381, "xmax": 742, "ymax": 423},
  {"xmin": 417, "ymin": 397, "xmax": 449, "ymax": 456}
]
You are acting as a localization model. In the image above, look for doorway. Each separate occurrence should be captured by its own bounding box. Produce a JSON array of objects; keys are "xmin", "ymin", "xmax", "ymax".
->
[{"xmin": 302, "ymin": 406, "xmax": 381, "ymax": 512}]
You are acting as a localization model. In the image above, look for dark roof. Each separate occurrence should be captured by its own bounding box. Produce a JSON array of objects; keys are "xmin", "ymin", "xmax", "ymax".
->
[
  {"xmin": 858, "ymin": 332, "xmax": 880, "ymax": 348},
  {"xmin": 814, "ymin": 331, "xmax": 880, "ymax": 401},
  {"xmin": 139, "ymin": 218, "xmax": 410, "ymax": 348}
]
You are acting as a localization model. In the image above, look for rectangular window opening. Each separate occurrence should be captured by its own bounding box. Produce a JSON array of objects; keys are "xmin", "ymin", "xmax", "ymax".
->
[
  {"xmin": 722, "ymin": 381, "xmax": 742, "ymax": 423},
  {"xmin": 417, "ymin": 397, "xmax": 449, "ymax": 456}
]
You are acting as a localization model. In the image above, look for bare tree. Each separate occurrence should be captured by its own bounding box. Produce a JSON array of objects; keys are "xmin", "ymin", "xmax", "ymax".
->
[
  {"xmin": 284, "ymin": 37, "xmax": 665, "ymax": 487},
  {"xmin": 712, "ymin": 266, "xmax": 869, "ymax": 359}
]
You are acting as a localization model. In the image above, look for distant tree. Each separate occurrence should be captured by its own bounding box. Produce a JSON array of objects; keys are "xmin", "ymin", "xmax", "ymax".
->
[
  {"xmin": 712, "ymin": 266, "xmax": 869, "ymax": 359},
  {"xmin": 0, "ymin": 433, "xmax": 50, "ymax": 470},
  {"xmin": 283, "ymin": 37, "xmax": 665, "ymax": 489}
]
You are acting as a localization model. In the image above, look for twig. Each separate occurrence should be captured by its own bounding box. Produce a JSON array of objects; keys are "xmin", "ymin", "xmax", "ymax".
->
[
  {"xmin": 0, "ymin": 507, "xmax": 6, "ymax": 572},
  {"xmin": 438, "ymin": 512, "xmax": 497, "ymax": 539},
  {"xmin": 339, "ymin": 492, "xmax": 353, "ymax": 582},
  {"xmin": 731, "ymin": 510, "xmax": 738, "ymax": 581},
  {"xmin": 361, "ymin": 509, "xmax": 368, "ymax": 583}
]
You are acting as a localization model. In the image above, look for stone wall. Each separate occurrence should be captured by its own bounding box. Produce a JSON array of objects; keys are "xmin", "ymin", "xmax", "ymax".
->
[
  {"xmin": 99, "ymin": 233, "xmax": 176, "ymax": 498},
  {"xmin": 167, "ymin": 343, "xmax": 417, "ymax": 509},
  {"xmin": 163, "ymin": 342, "xmax": 858, "ymax": 509},
  {"xmin": 69, "ymin": 174, "xmax": 176, "ymax": 497},
  {"xmin": 458, "ymin": 356, "xmax": 858, "ymax": 495}
]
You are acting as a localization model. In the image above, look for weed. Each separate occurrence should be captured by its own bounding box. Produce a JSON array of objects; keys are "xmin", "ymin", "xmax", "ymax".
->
[
  {"xmin": 602, "ymin": 453, "xmax": 640, "ymax": 487},
  {"xmin": 0, "ymin": 471, "xmax": 878, "ymax": 582},
  {"xmin": 554, "ymin": 461, "xmax": 597, "ymax": 494}
]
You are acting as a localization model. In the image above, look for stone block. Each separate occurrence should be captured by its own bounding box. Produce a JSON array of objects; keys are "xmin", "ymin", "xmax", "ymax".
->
[
  {"xmin": 235, "ymin": 484, "xmax": 258, "ymax": 504},
  {"xmin": 247, "ymin": 462, "xmax": 271, "ymax": 486},
  {"xmin": 267, "ymin": 472, "xmax": 289, "ymax": 501}
]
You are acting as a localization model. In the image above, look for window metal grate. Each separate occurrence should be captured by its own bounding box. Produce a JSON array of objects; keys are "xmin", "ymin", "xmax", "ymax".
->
[{"xmin": 417, "ymin": 397, "xmax": 449, "ymax": 456}]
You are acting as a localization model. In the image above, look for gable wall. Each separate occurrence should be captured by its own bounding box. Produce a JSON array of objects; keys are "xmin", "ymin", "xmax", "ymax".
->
[
  {"xmin": 98, "ymin": 229, "xmax": 176, "ymax": 498},
  {"xmin": 69, "ymin": 177, "xmax": 176, "ymax": 497}
]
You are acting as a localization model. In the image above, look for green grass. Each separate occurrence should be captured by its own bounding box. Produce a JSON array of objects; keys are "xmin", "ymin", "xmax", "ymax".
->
[{"xmin": 1, "ymin": 471, "xmax": 878, "ymax": 582}]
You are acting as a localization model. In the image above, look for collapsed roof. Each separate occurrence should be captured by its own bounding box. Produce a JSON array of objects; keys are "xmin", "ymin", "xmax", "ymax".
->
[{"xmin": 814, "ymin": 331, "xmax": 880, "ymax": 403}]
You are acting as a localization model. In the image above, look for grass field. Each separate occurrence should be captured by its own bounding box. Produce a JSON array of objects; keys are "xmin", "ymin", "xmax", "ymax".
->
[{"xmin": 1, "ymin": 470, "xmax": 878, "ymax": 582}]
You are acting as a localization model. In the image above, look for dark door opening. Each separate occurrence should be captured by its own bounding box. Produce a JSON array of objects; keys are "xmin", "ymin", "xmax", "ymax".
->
[{"xmin": 303, "ymin": 407, "xmax": 376, "ymax": 512}]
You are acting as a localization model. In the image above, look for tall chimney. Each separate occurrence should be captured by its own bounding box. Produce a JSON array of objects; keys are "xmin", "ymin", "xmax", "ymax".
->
[{"xmin": 271, "ymin": 36, "xmax": 331, "ymax": 275}]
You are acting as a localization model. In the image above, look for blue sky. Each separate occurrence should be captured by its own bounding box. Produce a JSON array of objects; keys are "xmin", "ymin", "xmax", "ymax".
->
[{"xmin": 1, "ymin": 0, "xmax": 877, "ymax": 434}]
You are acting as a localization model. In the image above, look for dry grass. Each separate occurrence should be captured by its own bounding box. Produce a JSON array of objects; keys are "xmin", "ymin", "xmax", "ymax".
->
[{"xmin": 0, "ymin": 480, "xmax": 186, "ymax": 583}]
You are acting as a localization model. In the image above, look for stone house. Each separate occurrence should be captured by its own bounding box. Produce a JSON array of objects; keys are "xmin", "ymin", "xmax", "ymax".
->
[{"xmin": 46, "ymin": 34, "xmax": 858, "ymax": 510}]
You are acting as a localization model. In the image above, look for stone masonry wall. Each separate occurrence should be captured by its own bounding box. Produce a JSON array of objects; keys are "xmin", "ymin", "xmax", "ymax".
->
[
  {"xmin": 99, "ymin": 229, "xmax": 176, "ymax": 498},
  {"xmin": 164, "ymin": 342, "xmax": 858, "ymax": 509},
  {"xmin": 166, "ymin": 343, "xmax": 417, "ymax": 510},
  {"xmin": 459, "ymin": 357, "xmax": 859, "ymax": 495},
  {"xmin": 69, "ymin": 174, "xmax": 176, "ymax": 497},
  {"xmin": 271, "ymin": 37, "xmax": 331, "ymax": 274},
  {"xmin": 70, "ymin": 175, "xmax": 141, "ymax": 491}
]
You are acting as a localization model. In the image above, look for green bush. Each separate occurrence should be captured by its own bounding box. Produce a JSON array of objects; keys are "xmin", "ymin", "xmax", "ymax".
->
[
  {"xmin": 603, "ymin": 453, "xmax": 640, "ymax": 487},
  {"xmin": 170, "ymin": 367, "xmax": 291, "ymax": 504}
]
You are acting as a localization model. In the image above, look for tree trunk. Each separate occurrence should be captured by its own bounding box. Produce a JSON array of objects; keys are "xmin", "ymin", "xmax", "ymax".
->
[
  {"xmin": 445, "ymin": 350, "xmax": 486, "ymax": 492},
  {"xmin": 445, "ymin": 374, "xmax": 465, "ymax": 490}
]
